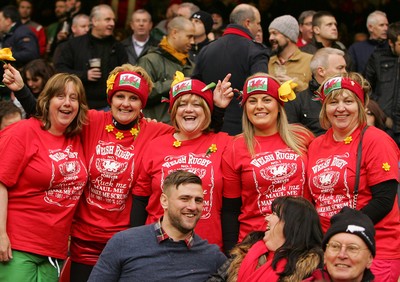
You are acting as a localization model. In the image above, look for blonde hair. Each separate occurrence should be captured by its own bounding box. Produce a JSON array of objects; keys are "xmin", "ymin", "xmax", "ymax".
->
[
  {"xmin": 242, "ymin": 73, "xmax": 313, "ymax": 157},
  {"xmin": 319, "ymin": 72, "xmax": 370, "ymax": 130},
  {"xmin": 170, "ymin": 94, "xmax": 211, "ymax": 133},
  {"xmin": 35, "ymin": 73, "xmax": 88, "ymax": 137}
]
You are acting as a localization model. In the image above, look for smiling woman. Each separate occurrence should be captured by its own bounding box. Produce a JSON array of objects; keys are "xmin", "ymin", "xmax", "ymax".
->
[
  {"xmin": 132, "ymin": 75, "xmax": 234, "ymax": 251},
  {"xmin": 221, "ymin": 73, "xmax": 314, "ymax": 254},
  {"xmin": 207, "ymin": 196, "xmax": 324, "ymax": 282},
  {"xmin": 0, "ymin": 73, "xmax": 88, "ymax": 282},
  {"xmin": 307, "ymin": 72, "xmax": 400, "ymax": 281}
]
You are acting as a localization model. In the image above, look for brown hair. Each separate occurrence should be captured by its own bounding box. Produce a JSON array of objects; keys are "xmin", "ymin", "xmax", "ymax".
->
[
  {"xmin": 35, "ymin": 73, "xmax": 88, "ymax": 137},
  {"xmin": 163, "ymin": 170, "xmax": 202, "ymax": 195}
]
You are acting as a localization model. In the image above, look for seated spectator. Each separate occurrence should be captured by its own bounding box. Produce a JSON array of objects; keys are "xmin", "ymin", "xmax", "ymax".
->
[
  {"xmin": 306, "ymin": 207, "xmax": 376, "ymax": 282},
  {"xmin": 208, "ymin": 196, "xmax": 323, "ymax": 281},
  {"xmin": 88, "ymin": 170, "xmax": 227, "ymax": 282},
  {"xmin": 22, "ymin": 59, "xmax": 55, "ymax": 98},
  {"xmin": 0, "ymin": 100, "xmax": 22, "ymax": 130}
]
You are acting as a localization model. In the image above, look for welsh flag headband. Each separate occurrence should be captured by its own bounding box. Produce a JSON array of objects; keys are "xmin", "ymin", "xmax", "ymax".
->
[{"xmin": 320, "ymin": 77, "xmax": 365, "ymax": 105}]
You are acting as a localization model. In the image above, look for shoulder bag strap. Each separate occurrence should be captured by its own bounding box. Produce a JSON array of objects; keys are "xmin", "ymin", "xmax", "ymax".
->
[{"xmin": 353, "ymin": 126, "xmax": 369, "ymax": 208}]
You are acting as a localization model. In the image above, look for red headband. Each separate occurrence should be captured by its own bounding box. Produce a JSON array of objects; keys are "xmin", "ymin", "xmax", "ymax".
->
[
  {"xmin": 242, "ymin": 76, "xmax": 283, "ymax": 106},
  {"xmin": 320, "ymin": 77, "xmax": 365, "ymax": 105},
  {"xmin": 106, "ymin": 71, "xmax": 149, "ymax": 107},
  {"xmin": 168, "ymin": 79, "xmax": 214, "ymax": 112}
]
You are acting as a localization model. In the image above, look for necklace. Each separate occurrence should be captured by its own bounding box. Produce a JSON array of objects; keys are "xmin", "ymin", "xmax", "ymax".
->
[{"xmin": 105, "ymin": 117, "xmax": 140, "ymax": 140}]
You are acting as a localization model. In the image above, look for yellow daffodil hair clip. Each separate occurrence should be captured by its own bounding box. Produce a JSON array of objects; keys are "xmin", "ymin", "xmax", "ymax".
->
[
  {"xmin": 171, "ymin": 71, "xmax": 185, "ymax": 87},
  {"xmin": 278, "ymin": 80, "xmax": 297, "ymax": 103},
  {"xmin": 106, "ymin": 72, "xmax": 118, "ymax": 94}
]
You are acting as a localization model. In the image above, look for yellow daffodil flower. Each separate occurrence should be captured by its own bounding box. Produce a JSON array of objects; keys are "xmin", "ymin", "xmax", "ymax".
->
[
  {"xmin": 382, "ymin": 162, "xmax": 391, "ymax": 171},
  {"xmin": 105, "ymin": 124, "xmax": 114, "ymax": 132},
  {"xmin": 106, "ymin": 73, "xmax": 118, "ymax": 94},
  {"xmin": 344, "ymin": 136, "xmax": 353, "ymax": 144},
  {"xmin": 278, "ymin": 80, "xmax": 297, "ymax": 102},
  {"xmin": 173, "ymin": 140, "xmax": 182, "ymax": 147},
  {"xmin": 171, "ymin": 71, "xmax": 185, "ymax": 87},
  {"xmin": 115, "ymin": 132, "xmax": 124, "ymax": 140},
  {"xmin": 206, "ymin": 144, "xmax": 217, "ymax": 156},
  {"xmin": 0, "ymin": 48, "xmax": 16, "ymax": 61},
  {"xmin": 130, "ymin": 128, "xmax": 139, "ymax": 137}
]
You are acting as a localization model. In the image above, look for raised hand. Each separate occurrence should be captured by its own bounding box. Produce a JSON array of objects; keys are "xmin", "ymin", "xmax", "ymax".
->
[{"xmin": 213, "ymin": 73, "xmax": 233, "ymax": 109}]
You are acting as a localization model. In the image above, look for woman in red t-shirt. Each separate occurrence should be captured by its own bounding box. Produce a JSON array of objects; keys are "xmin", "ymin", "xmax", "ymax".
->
[
  {"xmin": 307, "ymin": 72, "xmax": 400, "ymax": 281},
  {"xmin": 132, "ymin": 75, "xmax": 233, "ymax": 249},
  {"xmin": 221, "ymin": 73, "xmax": 314, "ymax": 253}
]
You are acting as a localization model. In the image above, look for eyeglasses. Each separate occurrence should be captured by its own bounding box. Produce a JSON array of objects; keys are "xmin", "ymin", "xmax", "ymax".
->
[{"xmin": 326, "ymin": 241, "xmax": 368, "ymax": 258}]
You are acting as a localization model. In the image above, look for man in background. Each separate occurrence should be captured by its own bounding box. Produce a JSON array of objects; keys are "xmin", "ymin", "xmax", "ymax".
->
[
  {"xmin": 268, "ymin": 15, "xmax": 312, "ymax": 92},
  {"xmin": 285, "ymin": 47, "xmax": 347, "ymax": 136},
  {"xmin": 54, "ymin": 4, "xmax": 127, "ymax": 110},
  {"xmin": 137, "ymin": 16, "xmax": 195, "ymax": 123},
  {"xmin": 348, "ymin": 10, "xmax": 389, "ymax": 74},
  {"xmin": 301, "ymin": 11, "xmax": 346, "ymax": 55},
  {"xmin": 18, "ymin": 0, "xmax": 46, "ymax": 56},
  {"xmin": 192, "ymin": 4, "xmax": 269, "ymax": 136},
  {"xmin": 121, "ymin": 9, "xmax": 159, "ymax": 66}
]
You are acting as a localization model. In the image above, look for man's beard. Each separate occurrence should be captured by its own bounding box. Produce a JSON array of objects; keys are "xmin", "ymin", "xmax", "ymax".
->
[{"xmin": 270, "ymin": 40, "xmax": 288, "ymax": 56}]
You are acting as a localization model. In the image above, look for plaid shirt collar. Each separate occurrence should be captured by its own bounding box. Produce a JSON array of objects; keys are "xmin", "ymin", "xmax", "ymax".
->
[{"xmin": 154, "ymin": 217, "xmax": 195, "ymax": 249}]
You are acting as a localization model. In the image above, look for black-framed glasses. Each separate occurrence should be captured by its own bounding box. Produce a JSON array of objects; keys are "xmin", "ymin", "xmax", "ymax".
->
[{"xmin": 326, "ymin": 241, "xmax": 368, "ymax": 258}]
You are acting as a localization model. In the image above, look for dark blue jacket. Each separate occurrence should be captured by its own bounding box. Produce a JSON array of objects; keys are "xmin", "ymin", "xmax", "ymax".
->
[
  {"xmin": 192, "ymin": 24, "xmax": 270, "ymax": 136},
  {"xmin": 1, "ymin": 21, "xmax": 39, "ymax": 67}
]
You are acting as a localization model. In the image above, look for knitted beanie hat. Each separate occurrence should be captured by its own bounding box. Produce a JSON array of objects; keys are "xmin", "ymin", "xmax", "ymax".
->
[
  {"xmin": 106, "ymin": 71, "xmax": 149, "ymax": 107},
  {"xmin": 169, "ymin": 79, "xmax": 214, "ymax": 112},
  {"xmin": 269, "ymin": 15, "xmax": 299, "ymax": 43},
  {"xmin": 191, "ymin": 10, "xmax": 213, "ymax": 34},
  {"xmin": 322, "ymin": 207, "xmax": 376, "ymax": 257}
]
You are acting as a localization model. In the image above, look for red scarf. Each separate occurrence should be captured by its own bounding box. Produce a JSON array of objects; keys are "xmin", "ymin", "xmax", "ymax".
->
[
  {"xmin": 237, "ymin": 240, "xmax": 287, "ymax": 282},
  {"xmin": 222, "ymin": 27, "xmax": 253, "ymax": 40}
]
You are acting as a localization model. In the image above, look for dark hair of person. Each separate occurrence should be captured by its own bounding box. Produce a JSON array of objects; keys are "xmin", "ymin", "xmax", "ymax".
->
[
  {"xmin": 387, "ymin": 21, "xmax": 400, "ymax": 45},
  {"xmin": 366, "ymin": 99, "xmax": 387, "ymax": 130},
  {"xmin": 22, "ymin": 59, "xmax": 55, "ymax": 96},
  {"xmin": 271, "ymin": 196, "xmax": 323, "ymax": 278},
  {"xmin": 312, "ymin": 11, "xmax": 334, "ymax": 27},
  {"xmin": 35, "ymin": 73, "xmax": 88, "ymax": 137},
  {"xmin": 163, "ymin": 170, "xmax": 202, "ymax": 194},
  {"xmin": 0, "ymin": 100, "xmax": 22, "ymax": 123},
  {"xmin": 0, "ymin": 5, "xmax": 20, "ymax": 22}
]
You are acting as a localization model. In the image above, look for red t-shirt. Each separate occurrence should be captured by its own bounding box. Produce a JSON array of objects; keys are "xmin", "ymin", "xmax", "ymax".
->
[
  {"xmin": 307, "ymin": 126, "xmax": 400, "ymax": 259},
  {"xmin": 71, "ymin": 110, "xmax": 173, "ymax": 244},
  {"xmin": 133, "ymin": 132, "xmax": 232, "ymax": 248},
  {"xmin": 222, "ymin": 133, "xmax": 307, "ymax": 241},
  {"xmin": 0, "ymin": 118, "xmax": 87, "ymax": 259}
]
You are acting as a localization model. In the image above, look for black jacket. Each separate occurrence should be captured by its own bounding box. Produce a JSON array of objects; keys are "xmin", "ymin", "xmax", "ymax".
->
[
  {"xmin": 284, "ymin": 78, "xmax": 325, "ymax": 136},
  {"xmin": 301, "ymin": 37, "xmax": 346, "ymax": 55},
  {"xmin": 365, "ymin": 48, "xmax": 400, "ymax": 133},
  {"xmin": 121, "ymin": 35, "xmax": 159, "ymax": 65},
  {"xmin": 54, "ymin": 32, "xmax": 128, "ymax": 109},
  {"xmin": 192, "ymin": 24, "xmax": 270, "ymax": 136},
  {"xmin": 1, "ymin": 21, "xmax": 39, "ymax": 67}
]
